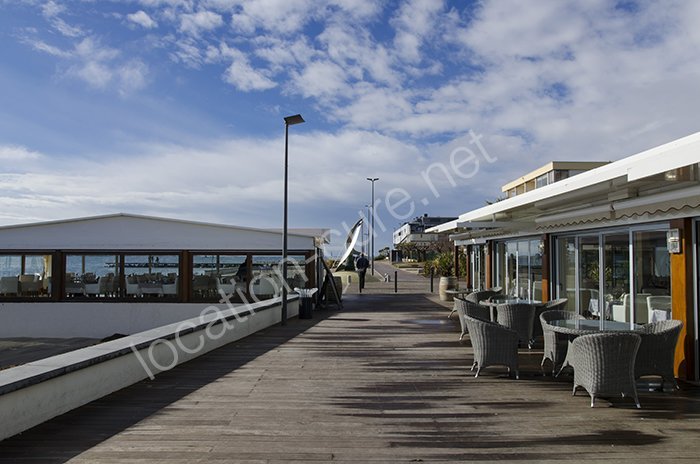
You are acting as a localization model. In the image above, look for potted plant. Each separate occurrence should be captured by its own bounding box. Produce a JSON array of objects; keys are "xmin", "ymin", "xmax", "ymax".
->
[{"xmin": 433, "ymin": 252, "xmax": 458, "ymax": 301}]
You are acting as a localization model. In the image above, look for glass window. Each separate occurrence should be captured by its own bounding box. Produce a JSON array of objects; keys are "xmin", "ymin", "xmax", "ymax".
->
[
  {"xmin": 494, "ymin": 242, "xmax": 506, "ymax": 289},
  {"xmin": 192, "ymin": 254, "xmax": 247, "ymax": 302},
  {"xmin": 535, "ymin": 174, "xmax": 549, "ymax": 189},
  {"xmin": 1, "ymin": 254, "xmax": 53, "ymax": 298},
  {"xmin": 578, "ymin": 236, "xmax": 600, "ymax": 318},
  {"xmin": 249, "ymin": 255, "xmax": 307, "ymax": 302},
  {"xmin": 505, "ymin": 242, "xmax": 517, "ymax": 296},
  {"xmin": 124, "ymin": 254, "xmax": 179, "ymax": 299},
  {"xmin": 555, "ymin": 237, "xmax": 576, "ymax": 311},
  {"xmin": 633, "ymin": 231, "xmax": 670, "ymax": 324},
  {"xmin": 605, "ymin": 233, "xmax": 630, "ymax": 322},
  {"xmin": 65, "ymin": 254, "xmax": 120, "ymax": 299},
  {"xmin": 530, "ymin": 239, "xmax": 543, "ymax": 300}
]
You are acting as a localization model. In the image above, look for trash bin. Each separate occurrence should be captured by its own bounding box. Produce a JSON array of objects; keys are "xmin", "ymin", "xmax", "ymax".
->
[{"xmin": 295, "ymin": 288, "xmax": 317, "ymax": 319}]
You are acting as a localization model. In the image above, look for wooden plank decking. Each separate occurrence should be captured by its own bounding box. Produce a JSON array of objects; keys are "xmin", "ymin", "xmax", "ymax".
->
[{"xmin": 0, "ymin": 291, "xmax": 699, "ymax": 463}]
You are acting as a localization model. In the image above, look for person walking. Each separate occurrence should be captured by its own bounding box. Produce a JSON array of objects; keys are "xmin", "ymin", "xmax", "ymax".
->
[{"xmin": 355, "ymin": 253, "xmax": 370, "ymax": 291}]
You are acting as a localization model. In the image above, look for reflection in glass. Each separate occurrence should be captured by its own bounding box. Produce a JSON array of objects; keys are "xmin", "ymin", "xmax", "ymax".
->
[
  {"xmin": 555, "ymin": 237, "xmax": 576, "ymax": 311},
  {"xmin": 578, "ymin": 236, "xmax": 600, "ymax": 318},
  {"xmin": 65, "ymin": 254, "xmax": 120, "ymax": 298},
  {"xmin": 0, "ymin": 254, "xmax": 53, "ymax": 298},
  {"xmin": 192, "ymin": 254, "xmax": 247, "ymax": 302},
  {"xmin": 604, "ymin": 233, "xmax": 630, "ymax": 322},
  {"xmin": 124, "ymin": 254, "xmax": 179, "ymax": 299},
  {"xmin": 633, "ymin": 231, "xmax": 671, "ymax": 324}
]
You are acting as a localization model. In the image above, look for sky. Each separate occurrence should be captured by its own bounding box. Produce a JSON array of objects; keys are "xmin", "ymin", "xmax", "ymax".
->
[{"xmin": 2, "ymin": 0, "xmax": 700, "ymax": 256}]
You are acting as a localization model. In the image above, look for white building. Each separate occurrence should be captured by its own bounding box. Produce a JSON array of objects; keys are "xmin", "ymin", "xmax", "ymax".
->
[{"xmin": 0, "ymin": 213, "xmax": 327, "ymax": 337}]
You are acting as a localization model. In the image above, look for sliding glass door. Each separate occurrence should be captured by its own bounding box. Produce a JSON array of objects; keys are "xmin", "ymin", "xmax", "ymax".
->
[{"xmin": 554, "ymin": 224, "xmax": 668, "ymax": 326}]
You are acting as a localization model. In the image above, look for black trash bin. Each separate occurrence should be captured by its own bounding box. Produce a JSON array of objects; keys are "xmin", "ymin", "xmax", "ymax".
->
[{"xmin": 296, "ymin": 288, "xmax": 317, "ymax": 319}]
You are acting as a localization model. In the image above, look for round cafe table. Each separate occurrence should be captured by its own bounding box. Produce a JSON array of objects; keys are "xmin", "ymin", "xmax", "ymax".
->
[
  {"xmin": 478, "ymin": 298, "xmax": 544, "ymax": 322},
  {"xmin": 551, "ymin": 318, "xmax": 642, "ymax": 376}
]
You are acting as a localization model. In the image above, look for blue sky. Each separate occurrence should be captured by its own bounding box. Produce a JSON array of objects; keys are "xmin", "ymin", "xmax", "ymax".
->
[{"xmin": 2, "ymin": 0, "xmax": 700, "ymax": 255}]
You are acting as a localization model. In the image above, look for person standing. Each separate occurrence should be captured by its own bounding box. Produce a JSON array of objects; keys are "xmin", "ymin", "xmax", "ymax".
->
[{"xmin": 355, "ymin": 253, "xmax": 370, "ymax": 291}]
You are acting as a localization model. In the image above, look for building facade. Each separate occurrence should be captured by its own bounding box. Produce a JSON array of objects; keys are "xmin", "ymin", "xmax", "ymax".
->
[
  {"xmin": 429, "ymin": 132, "xmax": 700, "ymax": 381},
  {"xmin": 0, "ymin": 214, "xmax": 326, "ymax": 337}
]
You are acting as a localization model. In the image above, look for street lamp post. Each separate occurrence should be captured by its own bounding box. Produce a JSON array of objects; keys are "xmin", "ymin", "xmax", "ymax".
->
[
  {"xmin": 366, "ymin": 177, "xmax": 379, "ymax": 275},
  {"xmin": 282, "ymin": 113, "xmax": 305, "ymax": 326},
  {"xmin": 363, "ymin": 204, "xmax": 370, "ymax": 256}
]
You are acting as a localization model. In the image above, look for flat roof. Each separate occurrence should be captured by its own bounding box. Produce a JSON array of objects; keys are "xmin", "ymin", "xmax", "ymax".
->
[
  {"xmin": 429, "ymin": 131, "xmax": 700, "ymax": 234},
  {"xmin": 501, "ymin": 161, "xmax": 610, "ymax": 192}
]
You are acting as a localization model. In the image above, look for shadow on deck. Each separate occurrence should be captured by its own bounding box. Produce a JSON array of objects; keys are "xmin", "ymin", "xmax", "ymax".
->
[{"xmin": 0, "ymin": 292, "xmax": 698, "ymax": 463}]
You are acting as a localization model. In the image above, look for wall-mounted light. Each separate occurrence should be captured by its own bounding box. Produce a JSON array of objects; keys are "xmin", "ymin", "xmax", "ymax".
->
[{"xmin": 667, "ymin": 229, "xmax": 681, "ymax": 254}]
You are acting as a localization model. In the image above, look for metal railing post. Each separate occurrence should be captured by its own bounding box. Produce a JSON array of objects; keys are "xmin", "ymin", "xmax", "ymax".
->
[{"xmin": 394, "ymin": 271, "xmax": 398, "ymax": 293}]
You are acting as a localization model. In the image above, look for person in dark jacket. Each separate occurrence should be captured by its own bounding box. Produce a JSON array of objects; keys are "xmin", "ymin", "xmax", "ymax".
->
[{"xmin": 355, "ymin": 254, "xmax": 370, "ymax": 290}]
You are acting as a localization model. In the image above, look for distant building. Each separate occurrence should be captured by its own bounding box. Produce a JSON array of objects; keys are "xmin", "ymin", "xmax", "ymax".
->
[
  {"xmin": 501, "ymin": 161, "xmax": 610, "ymax": 198},
  {"xmin": 392, "ymin": 215, "xmax": 457, "ymax": 261}
]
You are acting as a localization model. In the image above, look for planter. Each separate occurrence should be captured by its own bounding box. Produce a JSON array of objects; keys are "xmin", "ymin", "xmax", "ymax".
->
[{"xmin": 438, "ymin": 276, "xmax": 458, "ymax": 301}]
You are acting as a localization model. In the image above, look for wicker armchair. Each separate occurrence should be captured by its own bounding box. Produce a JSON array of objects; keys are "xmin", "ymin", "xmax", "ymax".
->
[
  {"xmin": 464, "ymin": 314, "xmax": 519, "ymax": 379},
  {"xmin": 570, "ymin": 332, "xmax": 642, "ymax": 408},
  {"xmin": 635, "ymin": 319, "xmax": 683, "ymax": 390},
  {"xmin": 453, "ymin": 298, "xmax": 491, "ymax": 341},
  {"xmin": 532, "ymin": 298, "xmax": 569, "ymax": 341},
  {"xmin": 465, "ymin": 290, "xmax": 498, "ymax": 305},
  {"xmin": 539, "ymin": 309, "xmax": 578, "ymax": 376},
  {"xmin": 496, "ymin": 303, "xmax": 536, "ymax": 348}
]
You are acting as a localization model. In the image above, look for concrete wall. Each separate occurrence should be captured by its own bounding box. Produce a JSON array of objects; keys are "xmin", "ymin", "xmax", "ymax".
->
[
  {"xmin": 0, "ymin": 301, "xmax": 271, "ymax": 338},
  {"xmin": 0, "ymin": 297, "xmax": 299, "ymax": 442}
]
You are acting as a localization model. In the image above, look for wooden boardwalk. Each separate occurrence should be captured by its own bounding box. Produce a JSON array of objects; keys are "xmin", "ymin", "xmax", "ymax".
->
[{"xmin": 1, "ymin": 292, "xmax": 699, "ymax": 463}]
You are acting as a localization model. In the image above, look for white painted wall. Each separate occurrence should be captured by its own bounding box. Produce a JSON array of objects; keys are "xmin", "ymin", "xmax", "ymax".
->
[
  {"xmin": 0, "ymin": 298, "xmax": 299, "ymax": 442},
  {"xmin": 0, "ymin": 301, "xmax": 285, "ymax": 338}
]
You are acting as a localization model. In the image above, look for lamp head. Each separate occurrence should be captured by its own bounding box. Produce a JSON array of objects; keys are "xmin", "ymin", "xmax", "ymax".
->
[{"xmin": 284, "ymin": 114, "xmax": 305, "ymax": 126}]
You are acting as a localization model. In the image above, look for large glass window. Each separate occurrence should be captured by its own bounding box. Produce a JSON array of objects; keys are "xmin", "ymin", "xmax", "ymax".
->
[
  {"xmin": 192, "ymin": 254, "xmax": 247, "ymax": 302},
  {"xmin": 1, "ymin": 254, "xmax": 53, "ymax": 298},
  {"xmin": 495, "ymin": 238, "xmax": 543, "ymax": 300},
  {"xmin": 470, "ymin": 245, "xmax": 486, "ymax": 291},
  {"xmin": 124, "ymin": 254, "xmax": 179, "ymax": 299},
  {"xmin": 605, "ymin": 233, "xmax": 630, "ymax": 322},
  {"xmin": 65, "ymin": 254, "xmax": 119, "ymax": 298},
  {"xmin": 554, "ymin": 226, "xmax": 669, "ymax": 325},
  {"xmin": 249, "ymin": 255, "xmax": 307, "ymax": 302},
  {"xmin": 633, "ymin": 231, "xmax": 671, "ymax": 324}
]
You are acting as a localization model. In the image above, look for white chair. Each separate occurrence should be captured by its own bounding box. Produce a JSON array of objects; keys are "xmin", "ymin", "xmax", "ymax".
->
[
  {"xmin": 19, "ymin": 274, "xmax": 41, "ymax": 295},
  {"xmin": 0, "ymin": 276, "xmax": 19, "ymax": 295},
  {"xmin": 532, "ymin": 281, "xmax": 542, "ymax": 301},
  {"xmin": 65, "ymin": 279, "xmax": 85, "ymax": 297},
  {"xmin": 125, "ymin": 277, "xmax": 142, "ymax": 297},
  {"xmin": 611, "ymin": 293, "xmax": 651, "ymax": 323},
  {"xmin": 163, "ymin": 277, "xmax": 178, "ymax": 296},
  {"xmin": 647, "ymin": 295, "xmax": 672, "ymax": 322}
]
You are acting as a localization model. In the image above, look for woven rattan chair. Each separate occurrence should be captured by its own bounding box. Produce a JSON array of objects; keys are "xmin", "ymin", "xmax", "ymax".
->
[
  {"xmin": 635, "ymin": 319, "xmax": 683, "ymax": 390},
  {"xmin": 532, "ymin": 298, "xmax": 569, "ymax": 342},
  {"xmin": 496, "ymin": 303, "xmax": 536, "ymax": 349},
  {"xmin": 465, "ymin": 290, "xmax": 498, "ymax": 305},
  {"xmin": 464, "ymin": 314, "xmax": 519, "ymax": 379},
  {"xmin": 540, "ymin": 309, "xmax": 578, "ymax": 375},
  {"xmin": 453, "ymin": 298, "xmax": 491, "ymax": 341},
  {"xmin": 570, "ymin": 332, "xmax": 642, "ymax": 408}
]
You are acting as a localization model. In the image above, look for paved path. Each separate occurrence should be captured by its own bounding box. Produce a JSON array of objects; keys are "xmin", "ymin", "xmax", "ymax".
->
[{"xmin": 1, "ymin": 293, "xmax": 699, "ymax": 463}]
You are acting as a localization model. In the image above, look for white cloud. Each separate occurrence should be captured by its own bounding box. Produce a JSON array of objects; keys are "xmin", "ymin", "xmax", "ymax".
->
[
  {"xmin": 127, "ymin": 10, "xmax": 158, "ymax": 29},
  {"xmin": 0, "ymin": 145, "xmax": 43, "ymax": 161},
  {"xmin": 230, "ymin": 0, "xmax": 314, "ymax": 35},
  {"xmin": 391, "ymin": 0, "xmax": 444, "ymax": 63},
  {"xmin": 223, "ymin": 59, "xmax": 276, "ymax": 91},
  {"xmin": 179, "ymin": 10, "xmax": 224, "ymax": 35}
]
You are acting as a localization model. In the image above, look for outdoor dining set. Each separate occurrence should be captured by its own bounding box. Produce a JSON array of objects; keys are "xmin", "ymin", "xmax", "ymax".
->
[{"xmin": 450, "ymin": 289, "xmax": 683, "ymax": 409}]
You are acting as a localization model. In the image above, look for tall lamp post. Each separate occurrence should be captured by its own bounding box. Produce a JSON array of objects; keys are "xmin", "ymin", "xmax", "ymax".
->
[
  {"xmin": 363, "ymin": 204, "xmax": 371, "ymax": 255},
  {"xmin": 282, "ymin": 113, "xmax": 305, "ymax": 326},
  {"xmin": 366, "ymin": 177, "xmax": 379, "ymax": 275}
]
